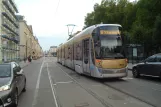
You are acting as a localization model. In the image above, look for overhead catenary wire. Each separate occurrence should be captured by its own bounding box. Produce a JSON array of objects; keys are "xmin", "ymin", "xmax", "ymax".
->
[{"xmin": 54, "ymin": 0, "xmax": 61, "ymax": 18}]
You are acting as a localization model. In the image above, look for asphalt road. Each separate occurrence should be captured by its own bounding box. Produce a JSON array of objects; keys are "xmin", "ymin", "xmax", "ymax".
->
[
  {"xmin": 17, "ymin": 57, "xmax": 160, "ymax": 107},
  {"xmin": 104, "ymin": 69, "xmax": 161, "ymax": 107}
]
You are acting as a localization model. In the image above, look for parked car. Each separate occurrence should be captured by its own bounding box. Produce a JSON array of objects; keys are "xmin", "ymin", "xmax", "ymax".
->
[
  {"xmin": 0, "ymin": 98, "xmax": 4, "ymax": 107},
  {"xmin": 0, "ymin": 62, "xmax": 26, "ymax": 107},
  {"xmin": 132, "ymin": 53, "xmax": 161, "ymax": 78}
]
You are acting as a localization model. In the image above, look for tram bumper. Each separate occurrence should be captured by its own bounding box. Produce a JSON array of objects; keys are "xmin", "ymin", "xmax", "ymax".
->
[{"xmin": 98, "ymin": 67, "xmax": 128, "ymax": 78}]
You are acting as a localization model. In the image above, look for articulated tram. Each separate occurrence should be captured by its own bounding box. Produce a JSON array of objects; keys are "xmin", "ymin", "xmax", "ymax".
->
[{"xmin": 57, "ymin": 24, "xmax": 128, "ymax": 78}]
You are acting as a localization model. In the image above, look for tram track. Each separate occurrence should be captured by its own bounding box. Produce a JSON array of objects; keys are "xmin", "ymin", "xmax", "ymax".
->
[
  {"xmin": 56, "ymin": 63, "xmax": 113, "ymax": 107},
  {"xmin": 102, "ymin": 82, "xmax": 156, "ymax": 107},
  {"xmin": 56, "ymin": 63, "xmax": 156, "ymax": 107}
]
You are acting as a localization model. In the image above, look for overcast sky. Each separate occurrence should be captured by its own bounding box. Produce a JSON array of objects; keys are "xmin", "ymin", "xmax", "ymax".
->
[{"xmin": 15, "ymin": 0, "xmax": 133, "ymax": 51}]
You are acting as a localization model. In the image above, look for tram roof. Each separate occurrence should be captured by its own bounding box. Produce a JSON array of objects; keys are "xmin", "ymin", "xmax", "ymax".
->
[{"xmin": 58, "ymin": 24, "xmax": 122, "ymax": 48}]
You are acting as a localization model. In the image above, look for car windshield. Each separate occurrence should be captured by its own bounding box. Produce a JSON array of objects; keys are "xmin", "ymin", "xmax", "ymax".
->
[{"xmin": 0, "ymin": 64, "xmax": 11, "ymax": 78}]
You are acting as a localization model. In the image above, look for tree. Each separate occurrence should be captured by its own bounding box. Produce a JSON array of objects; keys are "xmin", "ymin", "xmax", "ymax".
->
[
  {"xmin": 84, "ymin": 0, "xmax": 161, "ymax": 55},
  {"xmin": 153, "ymin": 15, "xmax": 161, "ymax": 52}
]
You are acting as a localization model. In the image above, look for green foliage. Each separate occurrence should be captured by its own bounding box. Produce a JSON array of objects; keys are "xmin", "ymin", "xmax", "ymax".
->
[
  {"xmin": 153, "ymin": 15, "xmax": 161, "ymax": 52},
  {"xmin": 84, "ymin": 0, "xmax": 161, "ymax": 53}
]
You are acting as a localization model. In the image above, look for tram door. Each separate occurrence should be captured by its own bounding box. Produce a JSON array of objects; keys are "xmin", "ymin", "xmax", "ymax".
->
[{"xmin": 83, "ymin": 39, "xmax": 90, "ymax": 74}]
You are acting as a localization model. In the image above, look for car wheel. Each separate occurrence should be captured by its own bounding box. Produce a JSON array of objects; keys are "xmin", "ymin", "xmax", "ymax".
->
[
  {"xmin": 13, "ymin": 90, "xmax": 18, "ymax": 107},
  {"xmin": 22, "ymin": 79, "xmax": 26, "ymax": 92},
  {"xmin": 132, "ymin": 68, "xmax": 140, "ymax": 78}
]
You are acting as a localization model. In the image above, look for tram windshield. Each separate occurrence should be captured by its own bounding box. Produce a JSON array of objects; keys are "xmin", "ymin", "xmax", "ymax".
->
[{"xmin": 93, "ymin": 26, "xmax": 126, "ymax": 59}]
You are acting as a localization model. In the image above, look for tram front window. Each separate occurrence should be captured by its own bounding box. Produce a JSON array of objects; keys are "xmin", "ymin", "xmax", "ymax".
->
[
  {"xmin": 93, "ymin": 26, "xmax": 126, "ymax": 59},
  {"xmin": 99, "ymin": 35, "xmax": 125, "ymax": 59}
]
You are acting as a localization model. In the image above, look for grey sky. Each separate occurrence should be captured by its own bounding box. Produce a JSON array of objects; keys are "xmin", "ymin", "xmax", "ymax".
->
[{"xmin": 15, "ymin": 0, "xmax": 134, "ymax": 51}]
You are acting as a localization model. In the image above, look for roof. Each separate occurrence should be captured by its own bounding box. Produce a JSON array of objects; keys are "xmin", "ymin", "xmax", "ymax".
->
[{"xmin": 95, "ymin": 24, "xmax": 122, "ymax": 27}]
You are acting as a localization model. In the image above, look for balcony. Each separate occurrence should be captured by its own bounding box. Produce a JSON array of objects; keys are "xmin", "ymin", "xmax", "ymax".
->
[
  {"xmin": 1, "ymin": 34, "xmax": 10, "ymax": 40},
  {"xmin": 2, "ymin": 12, "xmax": 19, "ymax": 28},
  {"xmin": 2, "ymin": 24, "xmax": 19, "ymax": 36},
  {"xmin": 2, "ymin": 18, "xmax": 17, "ymax": 32},
  {"xmin": 2, "ymin": 45, "xmax": 18, "ymax": 51},
  {"xmin": 2, "ymin": 0, "xmax": 17, "ymax": 20},
  {"xmin": 10, "ymin": 36, "xmax": 19, "ymax": 43},
  {"xmin": 9, "ymin": 0, "xmax": 18, "ymax": 13}
]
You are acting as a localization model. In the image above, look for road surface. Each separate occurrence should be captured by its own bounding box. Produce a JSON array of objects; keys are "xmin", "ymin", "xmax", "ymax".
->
[{"xmin": 18, "ymin": 57, "xmax": 161, "ymax": 107}]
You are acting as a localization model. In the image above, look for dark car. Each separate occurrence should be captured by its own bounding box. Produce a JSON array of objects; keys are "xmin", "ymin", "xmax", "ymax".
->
[
  {"xmin": 0, "ymin": 62, "xmax": 26, "ymax": 107},
  {"xmin": 0, "ymin": 98, "xmax": 4, "ymax": 107},
  {"xmin": 132, "ymin": 53, "xmax": 161, "ymax": 78}
]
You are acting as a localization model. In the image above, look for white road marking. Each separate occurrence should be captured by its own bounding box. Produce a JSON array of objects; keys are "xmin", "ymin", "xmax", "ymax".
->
[
  {"xmin": 32, "ymin": 57, "xmax": 44, "ymax": 106},
  {"xmin": 53, "ymin": 81, "xmax": 73, "ymax": 86},
  {"xmin": 122, "ymin": 77, "xmax": 133, "ymax": 80},
  {"xmin": 56, "ymin": 81, "xmax": 73, "ymax": 84},
  {"xmin": 47, "ymin": 63, "xmax": 59, "ymax": 107}
]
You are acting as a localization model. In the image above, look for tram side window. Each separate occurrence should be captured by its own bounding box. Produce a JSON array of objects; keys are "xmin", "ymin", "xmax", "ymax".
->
[
  {"xmin": 61, "ymin": 48, "xmax": 63, "ymax": 59},
  {"xmin": 76, "ymin": 43, "xmax": 79, "ymax": 60},
  {"xmin": 79, "ymin": 42, "xmax": 82, "ymax": 60},
  {"xmin": 75, "ymin": 42, "xmax": 82, "ymax": 61},
  {"xmin": 92, "ymin": 28, "xmax": 101, "ymax": 59},
  {"xmin": 64, "ymin": 48, "xmax": 65, "ymax": 58},
  {"xmin": 65, "ymin": 46, "xmax": 68, "ymax": 59},
  {"xmin": 68, "ymin": 46, "xmax": 70, "ymax": 59},
  {"xmin": 70, "ymin": 45, "xmax": 73, "ymax": 60},
  {"xmin": 91, "ymin": 39, "xmax": 95, "ymax": 64},
  {"xmin": 74, "ymin": 43, "xmax": 77, "ymax": 60}
]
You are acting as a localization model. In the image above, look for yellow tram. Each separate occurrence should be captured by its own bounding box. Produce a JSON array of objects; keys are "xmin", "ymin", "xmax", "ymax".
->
[{"xmin": 57, "ymin": 24, "xmax": 128, "ymax": 78}]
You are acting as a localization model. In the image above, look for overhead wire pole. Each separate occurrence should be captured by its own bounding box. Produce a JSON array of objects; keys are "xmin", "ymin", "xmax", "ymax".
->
[
  {"xmin": 70, "ymin": 24, "xmax": 76, "ymax": 36},
  {"xmin": 66, "ymin": 24, "xmax": 76, "ymax": 36}
]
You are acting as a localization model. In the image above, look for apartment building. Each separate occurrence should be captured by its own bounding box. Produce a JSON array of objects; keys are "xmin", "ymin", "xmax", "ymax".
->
[
  {"xmin": 0, "ymin": 0, "xmax": 19, "ymax": 63},
  {"xmin": 17, "ymin": 15, "xmax": 33, "ymax": 60},
  {"xmin": 49, "ymin": 46, "xmax": 57, "ymax": 56},
  {"xmin": 32, "ymin": 36, "xmax": 42, "ymax": 59},
  {"xmin": 17, "ymin": 15, "xmax": 43, "ymax": 60}
]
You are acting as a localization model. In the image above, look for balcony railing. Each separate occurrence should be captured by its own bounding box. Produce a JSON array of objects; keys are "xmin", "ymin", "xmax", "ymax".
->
[
  {"xmin": 2, "ymin": 12, "xmax": 19, "ymax": 28},
  {"xmin": 2, "ymin": 17, "xmax": 17, "ymax": 33},
  {"xmin": 2, "ymin": 0, "xmax": 17, "ymax": 20},
  {"xmin": 10, "ymin": 36, "xmax": 19, "ymax": 43},
  {"xmin": 1, "ymin": 34, "xmax": 19, "ymax": 44},
  {"xmin": 2, "ymin": 24, "xmax": 19, "ymax": 36},
  {"xmin": 9, "ymin": 0, "xmax": 18, "ymax": 13},
  {"xmin": 1, "ymin": 34, "xmax": 10, "ymax": 40}
]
